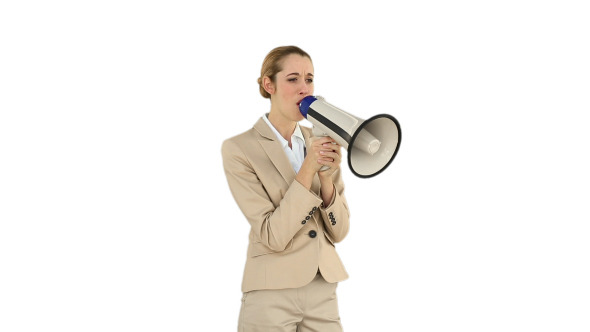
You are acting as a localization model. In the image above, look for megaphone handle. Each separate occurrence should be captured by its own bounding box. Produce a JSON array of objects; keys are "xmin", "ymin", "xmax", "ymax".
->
[{"xmin": 312, "ymin": 126, "xmax": 331, "ymax": 172}]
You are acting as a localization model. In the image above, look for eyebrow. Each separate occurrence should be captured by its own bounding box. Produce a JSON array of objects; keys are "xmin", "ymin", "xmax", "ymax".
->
[{"xmin": 286, "ymin": 72, "xmax": 314, "ymax": 77}]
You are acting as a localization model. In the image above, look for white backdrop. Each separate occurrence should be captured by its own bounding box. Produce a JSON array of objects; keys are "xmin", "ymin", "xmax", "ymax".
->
[{"xmin": 1, "ymin": 1, "xmax": 589, "ymax": 331}]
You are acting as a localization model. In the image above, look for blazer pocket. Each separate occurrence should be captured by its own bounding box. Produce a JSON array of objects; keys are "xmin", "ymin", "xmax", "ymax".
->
[{"xmin": 250, "ymin": 240, "xmax": 294, "ymax": 257}]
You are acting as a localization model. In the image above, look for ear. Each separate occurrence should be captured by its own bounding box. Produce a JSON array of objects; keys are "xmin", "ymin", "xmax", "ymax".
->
[{"xmin": 263, "ymin": 76, "xmax": 275, "ymax": 95}]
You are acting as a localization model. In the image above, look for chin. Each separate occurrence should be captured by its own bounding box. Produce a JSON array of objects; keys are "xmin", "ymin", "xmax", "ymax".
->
[
  {"xmin": 294, "ymin": 113, "xmax": 305, "ymax": 122},
  {"xmin": 292, "ymin": 108, "xmax": 304, "ymax": 121}
]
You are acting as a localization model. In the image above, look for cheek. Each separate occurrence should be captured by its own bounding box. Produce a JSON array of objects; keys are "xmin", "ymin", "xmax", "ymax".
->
[
  {"xmin": 277, "ymin": 84, "xmax": 293, "ymax": 98},
  {"xmin": 283, "ymin": 85, "xmax": 297, "ymax": 96}
]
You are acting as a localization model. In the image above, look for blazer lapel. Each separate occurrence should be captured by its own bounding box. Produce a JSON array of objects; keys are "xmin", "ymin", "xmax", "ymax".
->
[{"xmin": 254, "ymin": 118, "xmax": 297, "ymax": 185}]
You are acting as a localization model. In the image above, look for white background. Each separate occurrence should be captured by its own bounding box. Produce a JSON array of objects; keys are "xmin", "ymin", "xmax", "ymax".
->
[{"xmin": 1, "ymin": 1, "xmax": 589, "ymax": 331}]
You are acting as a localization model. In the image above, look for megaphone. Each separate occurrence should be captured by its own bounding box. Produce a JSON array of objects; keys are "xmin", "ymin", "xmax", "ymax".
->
[{"xmin": 299, "ymin": 96, "xmax": 401, "ymax": 178}]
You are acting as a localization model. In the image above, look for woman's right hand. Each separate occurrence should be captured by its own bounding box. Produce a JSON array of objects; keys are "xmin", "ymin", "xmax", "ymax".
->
[{"xmin": 296, "ymin": 136, "xmax": 338, "ymax": 189}]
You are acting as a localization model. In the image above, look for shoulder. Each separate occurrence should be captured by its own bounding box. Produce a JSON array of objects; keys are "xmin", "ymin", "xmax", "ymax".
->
[
  {"xmin": 222, "ymin": 115, "xmax": 271, "ymax": 159},
  {"xmin": 299, "ymin": 123, "xmax": 313, "ymax": 142},
  {"xmin": 222, "ymin": 127, "xmax": 257, "ymax": 157},
  {"xmin": 300, "ymin": 124, "xmax": 312, "ymax": 136}
]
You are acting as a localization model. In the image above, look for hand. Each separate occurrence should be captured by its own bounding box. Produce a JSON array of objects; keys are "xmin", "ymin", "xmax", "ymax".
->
[
  {"xmin": 312, "ymin": 136, "xmax": 342, "ymax": 177},
  {"xmin": 296, "ymin": 136, "xmax": 341, "ymax": 190}
]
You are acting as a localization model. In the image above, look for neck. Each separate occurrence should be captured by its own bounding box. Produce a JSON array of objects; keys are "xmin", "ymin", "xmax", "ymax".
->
[{"xmin": 267, "ymin": 109, "xmax": 296, "ymax": 143}]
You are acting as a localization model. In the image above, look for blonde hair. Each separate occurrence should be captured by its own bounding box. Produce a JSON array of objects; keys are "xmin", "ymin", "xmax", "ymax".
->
[{"xmin": 257, "ymin": 46, "xmax": 312, "ymax": 99}]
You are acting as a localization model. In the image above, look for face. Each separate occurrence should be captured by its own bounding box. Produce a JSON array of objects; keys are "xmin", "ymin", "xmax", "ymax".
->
[{"xmin": 266, "ymin": 54, "xmax": 314, "ymax": 122}]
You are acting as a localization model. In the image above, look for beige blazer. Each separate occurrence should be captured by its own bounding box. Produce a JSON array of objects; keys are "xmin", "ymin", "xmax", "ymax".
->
[{"xmin": 222, "ymin": 117, "xmax": 350, "ymax": 292}]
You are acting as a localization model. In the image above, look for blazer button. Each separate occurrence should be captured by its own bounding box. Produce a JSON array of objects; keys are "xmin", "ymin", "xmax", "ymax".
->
[
  {"xmin": 301, "ymin": 220, "xmax": 307, "ymax": 224},
  {"xmin": 305, "ymin": 216, "xmax": 310, "ymax": 220},
  {"xmin": 309, "ymin": 230, "xmax": 317, "ymax": 238}
]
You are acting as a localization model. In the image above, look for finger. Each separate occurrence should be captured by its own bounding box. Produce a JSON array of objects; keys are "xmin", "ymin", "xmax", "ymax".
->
[
  {"xmin": 318, "ymin": 158, "xmax": 336, "ymax": 165},
  {"xmin": 319, "ymin": 159, "xmax": 340, "ymax": 171},
  {"xmin": 321, "ymin": 148, "xmax": 341, "ymax": 158},
  {"xmin": 320, "ymin": 153, "xmax": 341, "ymax": 163},
  {"xmin": 320, "ymin": 141, "xmax": 339, "ymax": 149},
  {"xmin": 330, "ymin": 145, "xmax": 342, "ymax": 154},
  {"xmin": 316, "ymin": 136, "xmax": 338, "ymax": 144},
  {"xmin": 320, "ymin": 151, "xmax": 340, "ymax": 159}
]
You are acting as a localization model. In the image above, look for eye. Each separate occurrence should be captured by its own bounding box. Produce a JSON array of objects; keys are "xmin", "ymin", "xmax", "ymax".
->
[
  {"xmin": 306, "ymin": 78, "xmax": 313, "ymax": 83},
  {"xmin": 288, "ymin": 78, "xmax": 297, "ymax": 82}
]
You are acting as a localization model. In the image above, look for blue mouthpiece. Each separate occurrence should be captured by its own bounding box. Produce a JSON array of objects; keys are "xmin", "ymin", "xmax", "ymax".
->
[{"xmin": 299, "ymin": 96, "xmax": 317, "ymax": 118}]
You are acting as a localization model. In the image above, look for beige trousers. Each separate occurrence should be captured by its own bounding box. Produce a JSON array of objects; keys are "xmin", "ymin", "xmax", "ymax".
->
[{"xmin": 238, "ymin": 273, "xmax": 343, "ymax": 332}]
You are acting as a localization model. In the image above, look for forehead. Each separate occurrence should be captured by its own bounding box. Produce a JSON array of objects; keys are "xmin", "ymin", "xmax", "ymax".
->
[{"xmin": 279, "ymin": 54, "xmax": 314, "ymax": 75}]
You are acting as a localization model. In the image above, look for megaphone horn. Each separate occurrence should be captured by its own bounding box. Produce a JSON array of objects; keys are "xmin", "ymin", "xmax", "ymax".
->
[{"xmin": 299, "ymin": 96, "xmax": 401, "ymax": 178}]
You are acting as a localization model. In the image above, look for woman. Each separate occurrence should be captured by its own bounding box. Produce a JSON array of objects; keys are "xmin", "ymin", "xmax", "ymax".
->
[{"xmin": 222, "ymin": 46, "xmax": 350, "ymax": 332}]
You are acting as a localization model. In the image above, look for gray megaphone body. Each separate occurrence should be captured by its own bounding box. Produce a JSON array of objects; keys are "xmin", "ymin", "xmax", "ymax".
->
[{"xmin": 299, "ymin": 96, "xmax": 401, "ymax": 178}]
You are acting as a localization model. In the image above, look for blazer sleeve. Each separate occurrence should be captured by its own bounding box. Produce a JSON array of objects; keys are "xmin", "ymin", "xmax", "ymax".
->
[
  {"xmin": 319, "ymin": 168, "xmax": 350, "ymax": 243},
  {"xmin": 222, "ymin": 139, "xmax": 324, "ymax": 252}
]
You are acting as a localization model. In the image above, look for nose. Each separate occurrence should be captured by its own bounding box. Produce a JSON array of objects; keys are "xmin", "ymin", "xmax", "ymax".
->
[{"xmin": 299, "ymin": 82, "xmax": 310, "ymax": 96}]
